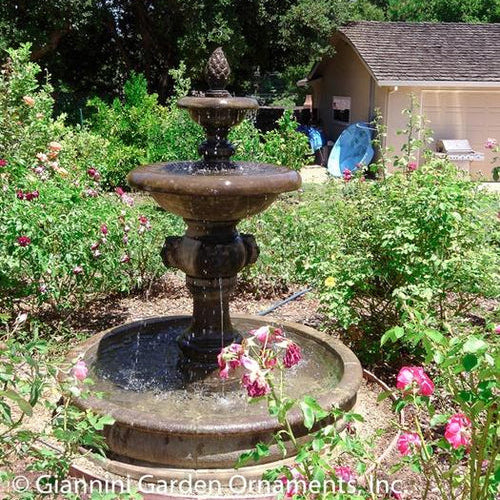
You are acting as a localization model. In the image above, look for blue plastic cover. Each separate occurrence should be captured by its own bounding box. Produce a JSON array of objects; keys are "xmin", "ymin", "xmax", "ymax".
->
[{"xmin": 327, "ymin": 122, "xmax": 375, "ymax": 177}]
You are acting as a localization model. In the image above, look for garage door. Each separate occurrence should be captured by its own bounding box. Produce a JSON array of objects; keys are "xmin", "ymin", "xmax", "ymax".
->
[{"xmin": 422, "ymin": 90, "xmax": 500, "ymax": 179}]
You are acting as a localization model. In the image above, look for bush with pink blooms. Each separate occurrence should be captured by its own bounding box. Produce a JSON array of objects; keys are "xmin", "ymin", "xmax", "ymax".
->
[
  {"xmin": 0, "ymin": 45, "xmax": 184, "ymax": 312},
  {"xmin": 218, "ymin": 327, "xmax": 384, "ymax": 498},
  {"xmin": 224, "ymin": 322, "xmax": 498, "ymax": 499},
  {"xmin": 381, "ymin": 322, "xmax": 499, "ymax": 499}
]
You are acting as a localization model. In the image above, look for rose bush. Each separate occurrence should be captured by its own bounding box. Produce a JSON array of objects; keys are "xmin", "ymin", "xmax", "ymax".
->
[
  {"xmin": 319, "ymin": 154, "xmax": 499, "ymax": 363},
  {"xmin": 383, "ymin": 320, "xmax": 499, "ymax": 500},
  {"xmin": 0, "ymin": 45, "xmax": 184, "ymax": 312},
  {"xmin": 224, "ymin": 321, "xmax": 498, "ymax": 499}
]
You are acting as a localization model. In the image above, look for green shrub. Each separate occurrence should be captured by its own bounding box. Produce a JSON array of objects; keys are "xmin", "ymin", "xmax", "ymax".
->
[
  {"xmin": 232, "ymin": 110, "xmax": 310, "ymax": 171},
  {"xmin": 86, "ymin": 71, "xmax": 203, "ymax": 188},
  {"xmin": 319, "ymin": 161, "xmax": 499, "ymax": 358},
  {"xmin": 87, "ymin": 71, "xmax": 310, "ymax": 187}
]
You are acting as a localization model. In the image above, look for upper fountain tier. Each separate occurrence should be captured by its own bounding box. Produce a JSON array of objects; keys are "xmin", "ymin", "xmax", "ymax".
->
[{"xmin": 127, "ymin": 47, "xmax": 301, "ymax": 221}]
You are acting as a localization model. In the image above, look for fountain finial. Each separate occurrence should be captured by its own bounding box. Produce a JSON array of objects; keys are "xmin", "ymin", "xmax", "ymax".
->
[{"xmin": 205, "ymin": 47, "xmax": 231, "ymax": 96}]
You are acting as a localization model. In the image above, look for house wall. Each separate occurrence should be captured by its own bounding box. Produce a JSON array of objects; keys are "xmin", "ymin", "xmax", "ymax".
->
[
  {"xmin": 385, "ymin": 87, "xmax": 500, "ymax": 179},
  {"xmin": 312, "ymin": 39, "xmax": 373, "ymax": 140}
]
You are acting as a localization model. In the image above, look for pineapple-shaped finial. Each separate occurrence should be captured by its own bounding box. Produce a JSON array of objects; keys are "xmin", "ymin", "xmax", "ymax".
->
[{"xmin": 205, "ymin": 47, "xmax": 231, "ymax": 95}]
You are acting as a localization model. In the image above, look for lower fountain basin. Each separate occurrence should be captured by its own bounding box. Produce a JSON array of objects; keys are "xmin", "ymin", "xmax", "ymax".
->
[{"xmin": 66, "ymin": 315, "xmax": 362, "ymax": 469}]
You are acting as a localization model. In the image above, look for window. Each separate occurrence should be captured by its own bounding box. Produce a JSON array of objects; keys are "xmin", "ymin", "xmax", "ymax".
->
[{"xmin": 332, "ymin": 96, "xmax": 351, "ymax": 123}]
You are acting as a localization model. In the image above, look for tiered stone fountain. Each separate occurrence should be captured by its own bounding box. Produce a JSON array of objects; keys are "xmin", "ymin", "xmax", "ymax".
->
[{"xmin": 68, "ymin": 48, "xmax": 362, "ymax": 484}]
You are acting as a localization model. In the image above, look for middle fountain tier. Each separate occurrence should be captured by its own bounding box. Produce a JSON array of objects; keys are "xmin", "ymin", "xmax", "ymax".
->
[{"xmin": 68, "ymin": 48, "xmax": 362, "ymax": 476}]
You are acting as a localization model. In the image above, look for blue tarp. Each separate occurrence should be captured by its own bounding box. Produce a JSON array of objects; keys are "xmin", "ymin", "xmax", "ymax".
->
[{"xmin": 297, "ymin": 125, "xmax": 326, "ymax": 152}]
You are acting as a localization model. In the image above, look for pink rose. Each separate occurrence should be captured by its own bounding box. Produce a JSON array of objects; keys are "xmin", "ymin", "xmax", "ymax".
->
[
  {"xmin": 16, "ymin": 189, "xmax": 24, "ymax": 200},
  {"xmin": 73, "ymin": 265, "xmax": 84, "ymax": 275},
  {"xmin": 87, "ymin": 167, "xmax": 99, "ymax": 179},
  {"xmin": 407, "ymin": 162, "xmax": 417, "ymax": 172},
  {"xmin": 445, "ymin": 413, "xmax": 471, "ymax": 449},
  {"xmin": 0, "ymin": 159, "xmax": 7, "ymax": 167},
  {"xmin": 334, "ymin": 465, "xmax": 356, "ymax": 483},
  {"xmin": 17, "ymin": 236, "xmax": 31, "ymax": 247},
  {"xmin": 217, "ymin": 343, "xmax": 245, "ymax": 379},
  {"xmin": 279, "ymin": 466, "xmax": 306, "ymax": 498},
  {"xmin": 121, "ymin": 194, "xmax": 134, "ymax": 207},
  {"xmin": 85, "ymin": 188, "xmax": 98, "ymax": 198},
  {"xmin": 100, "ymin": 224, "xmax": 108, "ymax": 235},
  {"xmin": 242, "ymin": 369, "xmax": 270, "ymax": 397},
  {"xmin": 262, "ymin": 351, "xmax": 277, "ymax": 369},
  {"xmin": 115, "ymin": 187, "xmax": 125, "ymax": 196},
  {"xmin": 494, "ymin": 325, "xmax": 500, "ymax": 334},
  {"xmin": 249, "ymin": 325, "xmax": 273, "ymax": 343},
  {"xmin": 343, "ymin": 169, "xmax": 352, "ymax": 182},
  {"xmin": 283, "ymin": 341, "xmax": 302, "ymax": 368},
  {"xmin": 240, "ymin": 355, "xmax": 260, "ymax": 371},
  {"xmin": 397, "ymin": 432, "xmax": 421, "ymax": 456},
  {"xmin": 249, "ymin": 325, "xmax": 283, "ymax": 344},
  {"xmin": 485, "ymin": 138, "xmax": 497, "ymax": 149},
  {"xmin": 72, "ymin": 360, "xmax": 88, "ymax": 381},
  {"xmin": 396, "ymin": 366, "xmax": 434, "ymax": 396}
]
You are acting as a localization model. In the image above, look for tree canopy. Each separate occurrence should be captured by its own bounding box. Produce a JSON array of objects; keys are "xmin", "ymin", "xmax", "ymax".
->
[{"xmin": 0, "ymin": 0, "xmax": 497, "ymax": 104}]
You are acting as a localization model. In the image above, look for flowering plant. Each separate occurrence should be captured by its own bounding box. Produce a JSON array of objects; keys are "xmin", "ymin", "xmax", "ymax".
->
[
  {"xmin": 0, "ymin": 317, "xmax": 115, "ymax": 492},
  {"xmin": 219, "ymin": 326, "xmax": 378, "ymax": 498},
  {"xmin": 383, "ymin": 324, "xmax": 499, "ymax": 499}
]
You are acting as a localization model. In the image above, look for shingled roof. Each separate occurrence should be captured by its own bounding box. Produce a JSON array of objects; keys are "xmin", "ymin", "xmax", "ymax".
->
[{"xmin": 329, "ymin": 22, "xmax": 500, "ymax": 85}]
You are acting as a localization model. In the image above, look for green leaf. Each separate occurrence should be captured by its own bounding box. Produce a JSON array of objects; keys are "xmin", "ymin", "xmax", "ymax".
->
[
  {"xmin": 0, "ymin": 390, "xmax": 32, "ymax": 416},
  {"xmin": 235, "ymin": 450, "xmax": 255, "ymax": 469},
  {"xmin": 462, "ymin": 354, "xmax": 479, "ymax": 372},
  {"xmin": 312, "ymin": 438, "xmax": 325, "ymax": 452},
  {"xmin": 377, "ymin": 391, "xmax": 391, "ymax": 402},
  {"xmin": 256, "ymin": 443, "xmax": 270, "ymax": 458},
  {"xmin": 429, "ymin": 414, "xmax": 449, "ymax": 427},
  {"xmin": 462, "ymin": 337, "xmax": 488, "ymax": 354},
  {"xmin": 425, "ymin": 329, "xmax": 446, "ymax": 345},
  {"xmin": 300, "ymin": 401, "xmax": 315, "ymax": 430},
  {"xmin": 295, "ymin": 448, "xmax": 309, "ymax": 463}
]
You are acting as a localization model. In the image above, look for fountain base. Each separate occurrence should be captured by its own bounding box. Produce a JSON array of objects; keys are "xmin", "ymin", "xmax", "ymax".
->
[{"xmin": 66, "ymin": 315, "xmax": 362, "ymax": 470}]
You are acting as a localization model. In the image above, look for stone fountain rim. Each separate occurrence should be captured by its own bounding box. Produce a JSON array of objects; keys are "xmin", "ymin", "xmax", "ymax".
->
[
  {"xmin": 65, "ymin": 314, "xmax": 363, "ymax": 436},
  {"xmin": 177, "ymin": 96, "xmax": 259, "ymax": 111},
  {"xmin": 127, "ymin": 161, "xmax": 302, "ymax": 196}
]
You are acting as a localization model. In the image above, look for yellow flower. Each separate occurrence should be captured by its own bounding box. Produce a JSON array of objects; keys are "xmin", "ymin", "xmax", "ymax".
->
[{"xmin": 324, "ymin": 276, "xmax": 336, "ymax": 288}]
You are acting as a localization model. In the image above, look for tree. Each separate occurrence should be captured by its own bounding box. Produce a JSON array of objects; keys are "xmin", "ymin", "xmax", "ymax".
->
[{"xmin": 385, "ymin": 0, "xmax": 500, "ymax": 22}]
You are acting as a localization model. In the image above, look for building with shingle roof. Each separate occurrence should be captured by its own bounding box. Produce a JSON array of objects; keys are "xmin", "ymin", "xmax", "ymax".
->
[{"xmin": 302, "ymin": 21, "xmax": 500, "ymax": 178}]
